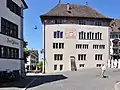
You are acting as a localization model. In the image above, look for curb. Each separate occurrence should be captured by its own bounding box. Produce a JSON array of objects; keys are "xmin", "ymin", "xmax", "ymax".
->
[
  {"xmin": 22, "ymin": 78, "xmax": 37, "ymax": 90},
  {"xmin": 114, "ymin": 81, "xmax": 120, "ymax": 90}
]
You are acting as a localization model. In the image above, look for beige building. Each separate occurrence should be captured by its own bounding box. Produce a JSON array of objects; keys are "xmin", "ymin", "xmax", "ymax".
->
[{"xmin": 40, "ymin": 3, "xmax": 112, "ymax": 73}]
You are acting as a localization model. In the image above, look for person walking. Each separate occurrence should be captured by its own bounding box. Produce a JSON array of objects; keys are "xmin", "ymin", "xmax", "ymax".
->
[{"xmin": 101, "ymin": 64, "xmax": 106, "ymax": 78}]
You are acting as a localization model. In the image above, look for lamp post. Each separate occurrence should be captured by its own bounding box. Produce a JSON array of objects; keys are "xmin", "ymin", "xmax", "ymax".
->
[{"xmin": 43, "ymin": 20, "xmax": 47, "ymax": 74}]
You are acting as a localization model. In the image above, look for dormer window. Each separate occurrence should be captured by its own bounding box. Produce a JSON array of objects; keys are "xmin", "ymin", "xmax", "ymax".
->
[{"xmin": 68, "ymin": 10, "xmax": 72, "ymax": 13}]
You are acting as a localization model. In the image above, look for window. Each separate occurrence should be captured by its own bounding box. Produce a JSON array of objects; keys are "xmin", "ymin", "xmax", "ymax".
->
[
  {"xmin": 59, "ymin": 43, "xmax": 62, "ymax": 49},
  {"xmin": 79, "ymin": 20, "xmax": 86, "ymax": 25},
  {"xmin": 76, "ymin": 44, "xmax": 80, "ymax": 49},
  {"xmin": 62, "ymin": 43, "xmax": 64, "ymax": 49},
  {"xmin": 7, "ymin": 0, "xmax": 21, "ymax": 16},
  {"xmin": 0, "ymin": 47, "xmax": 5, "ymax": 58},
  {"xmin": 56, "ymin": 43, "xmax": 58, "ymax": 48},
  {"xmin": 54, "ymin": 65, "xmax": 57, "ymax": 70},
  {"xmin": 99, "ymin": 45, "xmax": 105, "ymax": 49},
  {"xmin": 60, "ymin": 65, "xmax": 63, "ymax": 70},
  {"xmin": 54, "ymin": 54, "xmax": 58, "ymax": 60},
  {"xmin": 100, "ymin": 33, "xmax": 102, "ymax": 39},
  {"xmin": 87, "ymin": 32, "xmax": 90, "ymax": 39},
  {"xmin": 79, "ymin": 31, "xmax": 84, "ymax": 39},
  {"xmin": 6, "ymin": 48, "xmax": 10, "ymax": 58},
  {"xmin": 95, "ymin": 33, "xmax": 98, "ymax": 39},
  {"xmin": 0, "ymin": 45, "xmax": 19, "ymax": 59},
  {"xmin": 93, "ymin": 45, "xmax": 97, "ymax": 49},
  {"xmin": 79, "ymin": 32, "xmax": 102, "ymax": 40},
  {"xmin": 79, "ymin": 64, "xmax": 85, "ymax": 67},
  {"xmin": 115, "ymin": 34, "xmax": 118, "ymax": 38},
  {"xmin": 83, "ymin": 44, "xmax": 88, "ymax": 49},
  {"xmin": 54, "ymin": 31, "xmax": 63, "ymax": 38},
  {"xmin": 79, "ymin": 32, "xmax": 82, "ymax": 39},
  {"xmin": 1, "ymin": 17, "xmax": 18, "ymax": 38},
  {"xmin": 59, "ymin": 54, "xmax": 63, "ymax": 60},
  {"xmin": 113, "ymin": 49, "xmax": 118, "ymax": 54},
  {"xmin": 93, "ymin": 45, "xmax": 105, "ymax": 49},
  {"xmin": 92, "ymin": 33, "xmax": 94, "ymax": 39},
  {"xmin": 89, "ymin": 32, "xmax": 92, "ymax": 39},
  {"xmin": 55, "ymin": 20, "xmax": 62, "ymax": 24},
  {"xmin": 95, "ymin": 20, "xmax": 102, "ymax": 26},
  {"xmin": 54, "ymin": 32, "xmax": 57, "ymax": 38},
  {"xmin": 53, "ymin": 43, "xmax": 56, "ymax": 49},
  {"xmin": 83, "ymin": 32, "xmax": 86, "ymax": 39},
  {"xmin": 78, "ymin": 54, "xmax": 86, "ymax": 60},
  {"xmin": 60, "ymin": 32, "xmax": 63, "ymax": 38},
  {"xmin": 47, "ymin": 19, "xmax": 108, "ymax": 26},
  {"xmin": 54, "ymin": 54, "xmax": 63, "ymax": 61},
  {"xmin": 95, "ymin": 54, "xmax": 103, "ymax": 60},
  {"xmin": 53, "ymin": 43, "xmax": 58, "ymax": 49},
  {"xmin": 76, "ymin": 44, "xmax": 88, "ymax": 49},
  {"xmin": 96, "ymin": 64, "xmax": 101, "ymax": 67},
  {"xmin": 11, "ymin": 49, "xmax": 14, "ymax": 58},
  {"xmin": 53, "ymin": 43, "xmax": 64, "ymax": 49},
  {"xmin": 110, "ymin": 34, "xmax": 112, "ymax": 38},
  {"xmin": 59, "ymin": 43, "xmax": 64, "ymax": 49}
]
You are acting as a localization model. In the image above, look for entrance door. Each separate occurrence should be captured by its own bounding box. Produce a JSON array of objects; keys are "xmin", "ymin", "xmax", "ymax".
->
[{"xmin": 70, "ymin": 56, "xmax": 77, "ymax": 71}]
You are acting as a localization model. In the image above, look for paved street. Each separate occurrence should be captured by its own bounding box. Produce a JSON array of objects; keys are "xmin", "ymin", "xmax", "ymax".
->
[
  {"xmin": 0, "ymin": 68, "xmax": 120, "ymax": 90},
  {"xmin": 27, "ymin": 68, "xmax": 120, "ymax": 90}
]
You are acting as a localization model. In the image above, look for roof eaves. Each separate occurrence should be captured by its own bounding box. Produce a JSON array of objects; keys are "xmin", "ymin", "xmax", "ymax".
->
[
  {"xmin": 40, "ymin": 15, "xmax": 113, "ymax": 20},
  {"xmin": 21, "ymin": 0, "xmax": 28, "ymax": 9}
]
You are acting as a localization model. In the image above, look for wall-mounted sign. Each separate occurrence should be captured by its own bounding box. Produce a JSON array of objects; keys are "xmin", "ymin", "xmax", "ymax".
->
[
  {"xmin": 6, "ymin": 38, "xmax": 19, "ymax": 45},
  {"xmin": 65, "ymin": 29, "xmax": 76, "ymax": 39}
]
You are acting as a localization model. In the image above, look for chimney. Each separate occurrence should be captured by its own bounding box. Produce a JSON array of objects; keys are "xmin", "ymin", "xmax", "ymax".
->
[{"xmin": 67, "ymin": 3, "xmax": 70, "ymax": 11}]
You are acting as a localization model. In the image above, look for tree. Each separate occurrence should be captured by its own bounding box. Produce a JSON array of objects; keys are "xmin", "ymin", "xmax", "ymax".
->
[
  {"xmin": 23, "ymin": 41, "xmax": 30, "ymax": 63},
  {"xmin": 36, "ymin": 61, "xmax": 43, "ymax": 72},
  {"xmin": 36, "ymin": 61, "xmax": 43, "ymax": 68}
]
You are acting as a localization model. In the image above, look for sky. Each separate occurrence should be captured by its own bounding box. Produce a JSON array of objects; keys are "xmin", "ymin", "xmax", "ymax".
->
[{"xmin": 23, "ymin": 0, "xmax": 120, "ymax": 55}]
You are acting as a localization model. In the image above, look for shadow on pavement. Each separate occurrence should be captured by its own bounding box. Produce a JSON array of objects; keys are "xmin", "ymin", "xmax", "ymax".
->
[
  {"xmin": 0, "ymin": 74, "xmax": 67, "ymax": 89},
  {"xmin": 28, "ymin": 74, "xmax": 67, "ymax": 88}
]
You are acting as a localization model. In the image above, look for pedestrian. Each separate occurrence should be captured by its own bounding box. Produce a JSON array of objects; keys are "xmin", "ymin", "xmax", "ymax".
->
[{"xmin": 101, "ymin": 64, "xmax": 106, "ymax": 78}]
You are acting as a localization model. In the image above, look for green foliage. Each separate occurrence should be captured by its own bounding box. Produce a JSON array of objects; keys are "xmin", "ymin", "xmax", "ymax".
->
[
  {"xmin": 23, "ymin": 41, "xmax": 28, "ymax": 48},
  {"xmin": 36, "ymin": 61, "xmax": 43, "ymax": 68},
  {"xmin": 23, "ymin": 41, "xmax": 30, "ymax": 63}
]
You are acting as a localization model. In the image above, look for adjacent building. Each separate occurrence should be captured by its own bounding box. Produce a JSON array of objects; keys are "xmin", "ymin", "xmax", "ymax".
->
[
  {"xmin": 0, "ymin": 0, "xmax": 28, "ymax": 75},
  {"xmin": 109, "ymin": 19, "xmax": 120, "ymax": 68},
  {"xmin": 25, "ymin": 50, "xmax": 39, "ymax": 71},
  {"xmin": 40, "ymin": 3, "xmax": 112, "ymax": 73}
]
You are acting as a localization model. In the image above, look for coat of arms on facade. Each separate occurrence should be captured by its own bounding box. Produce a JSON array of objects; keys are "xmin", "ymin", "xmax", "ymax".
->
[{"xmin": 65, "ymin": 29, "xmax": 76, "ymax": 39}]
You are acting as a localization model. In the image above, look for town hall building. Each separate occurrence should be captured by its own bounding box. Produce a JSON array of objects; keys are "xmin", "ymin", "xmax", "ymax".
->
[{"xmin": 40, "ymin": 3, "xmax": 112, "ymax": 73}]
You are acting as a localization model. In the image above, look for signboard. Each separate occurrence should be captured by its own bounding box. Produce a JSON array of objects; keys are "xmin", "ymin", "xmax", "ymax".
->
[{"xmin": 6, "ymin": 38, "xmax": 19, "ymax": 45}]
